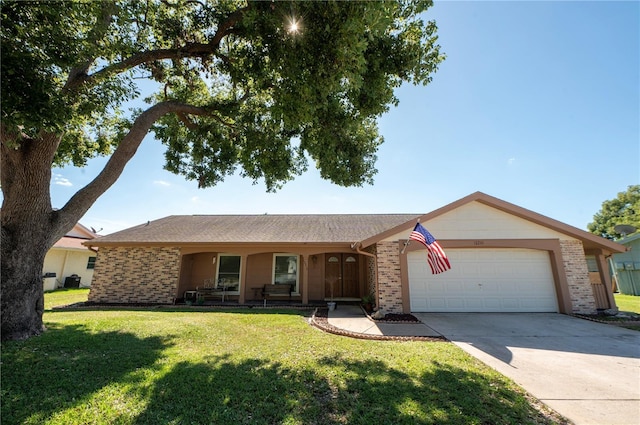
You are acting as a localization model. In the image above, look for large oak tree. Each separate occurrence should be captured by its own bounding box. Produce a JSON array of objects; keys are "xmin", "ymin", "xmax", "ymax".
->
[{"xmin": 1, "ymin": 0, "xmax": 443, "ymax": 340}]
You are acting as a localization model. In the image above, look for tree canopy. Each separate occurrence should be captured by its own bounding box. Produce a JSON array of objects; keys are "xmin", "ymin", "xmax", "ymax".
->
[
  {"xmin": 588, "ymin": 185, "xmax": 640, "ymax": 240},
  {"xmin": 2, "ymin": 0, "xmax": 443, "ymax": 191}
]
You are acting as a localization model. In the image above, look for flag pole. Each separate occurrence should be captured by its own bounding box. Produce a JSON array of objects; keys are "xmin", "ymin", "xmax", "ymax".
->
[{"xmin": 401, "ymin": 219, "xmax": 421, "ymax": 254}]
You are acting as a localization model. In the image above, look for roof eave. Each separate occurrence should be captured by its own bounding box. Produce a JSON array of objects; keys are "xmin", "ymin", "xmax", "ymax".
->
[
  {"xmin": 360, "ymin": 191, "xmax": 627, "ymax": 254},
  {"xmin": 84, "ymin": 241, "xmax": 357, "ymax": 248}
]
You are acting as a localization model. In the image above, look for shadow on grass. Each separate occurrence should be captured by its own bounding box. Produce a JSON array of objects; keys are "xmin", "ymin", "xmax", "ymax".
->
[
  {"xmin": 133, "ymin": 354, "xmax": 559, "ymax": 425},
  {"xmin": 1, "ymin": 323, "xmax": 171, "ymax": 425},
  {"xmin": 2, "ymin": 315, "xmax": 561, "ymax": 425}
]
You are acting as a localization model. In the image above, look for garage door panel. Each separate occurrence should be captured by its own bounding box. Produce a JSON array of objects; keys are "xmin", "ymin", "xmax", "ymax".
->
[
  {"xmin": 412, "ymin": 297, "xmax": 428, "ymax": 310},
  {"xmin": 487, "ymin": 298, "xmax": 506, "ymax": 310},
  {"xmin": 476, "ymin": 264, "xmax": 499, "ymax": 276},
  {"xmin": 409, "ymin": 248, "xmax": 557, "ymax": 313},
  {"xmin": 501, "ymin": 298, "xmax": 519, "ymax": 309},
  {"xmin": 428, "ymin": 298, "xmax": 446, "ymax": 309},
  {"xmin": 447, "ymin": 298, "xmax": 466, "ymax": 309},
  {"xmin": 481, "ymin": 281, "xmax": 500, "ymax": 293}
]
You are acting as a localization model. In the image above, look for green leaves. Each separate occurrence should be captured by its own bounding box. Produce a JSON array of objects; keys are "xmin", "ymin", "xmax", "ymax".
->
[
  {"xmin": 1, "ymin": 0, "xmax": 443, "ymax": 190},
  {"xmin": 588, "ymin": 185, "xmax": 640, "ymax": 240}
]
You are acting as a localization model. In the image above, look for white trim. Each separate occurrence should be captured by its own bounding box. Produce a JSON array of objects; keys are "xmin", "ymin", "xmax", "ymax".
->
[
  {"xmin": 272, "ymin": 253, "xmax": 300, "ymax": 294},
  {"xmin": 215, "ymin": 253, "xmax": 242, "ymax": 294}
]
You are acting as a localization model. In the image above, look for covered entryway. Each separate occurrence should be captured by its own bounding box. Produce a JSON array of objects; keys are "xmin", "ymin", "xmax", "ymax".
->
[
  {"xmin": 409, "ymin": 248, "xmax": 558, "ymax": 312},
  {"xmin": 325, "ymin": 253, "xmax": 359, "ymax": 298}
]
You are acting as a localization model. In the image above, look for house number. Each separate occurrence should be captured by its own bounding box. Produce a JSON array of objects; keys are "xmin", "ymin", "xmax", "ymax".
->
[{"xmin": 474, "ymin": 240, "xmax": 484, "ymax": 246}]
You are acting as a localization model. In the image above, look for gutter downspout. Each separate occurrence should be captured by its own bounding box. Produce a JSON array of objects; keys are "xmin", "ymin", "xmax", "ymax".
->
[{"xmin": 353, "ymin": 242, "xmax": 379, "ymax": 308}]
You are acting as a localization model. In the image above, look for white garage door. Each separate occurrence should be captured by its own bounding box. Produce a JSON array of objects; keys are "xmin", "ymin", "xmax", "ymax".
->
[{"xmin": 409, "ymin": 248, "xmax": 558, "ymax": 312}]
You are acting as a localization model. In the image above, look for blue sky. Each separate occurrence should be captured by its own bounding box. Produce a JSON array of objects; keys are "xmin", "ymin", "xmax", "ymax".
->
[{"xmin": 50, "ymin": 1, "xmax": 639, "ymax": 235}]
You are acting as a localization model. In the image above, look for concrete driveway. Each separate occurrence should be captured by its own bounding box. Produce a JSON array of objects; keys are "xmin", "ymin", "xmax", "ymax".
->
[{"xmin": 414, "ymin": 313, "xmax": 640, "ymax": 425}]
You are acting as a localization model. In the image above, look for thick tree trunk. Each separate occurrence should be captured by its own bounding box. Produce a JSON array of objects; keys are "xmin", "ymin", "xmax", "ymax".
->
[
  {"xmin": 1, "ymin": 103, "xmax": 188, "ymax": 340},
  {"xmin": 1, "ymin": 131, "xmax": 62, "ymax": 340},
  {"xmin": 1, "ymin": 227, "xmax": 50, "ymax": 340}
]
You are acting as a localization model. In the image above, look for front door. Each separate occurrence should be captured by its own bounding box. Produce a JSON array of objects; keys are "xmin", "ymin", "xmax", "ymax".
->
[{"xmin": 325, "ymin": 254, "xmax": 359, "ymax": 298}]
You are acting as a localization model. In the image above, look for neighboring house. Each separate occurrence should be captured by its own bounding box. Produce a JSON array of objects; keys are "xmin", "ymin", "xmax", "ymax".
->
[
  {"xmin": 610, "ymin": 233, "xmax": 640, "ymax": 295},
  {"xmin": 43, "ymin": 223, "xmax": 99, "ymax": 290},
  {"xmin": 86, "ymin": 192, "xmax": 626, "ymax": 315}
]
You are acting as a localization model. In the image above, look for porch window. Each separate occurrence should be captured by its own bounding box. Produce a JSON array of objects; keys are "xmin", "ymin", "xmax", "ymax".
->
[
  {"xmin": 585, "ymin": 257, "xmax": 599, "ymax": 272},
  {"xmin": 273, "ymin": 254, "xmax": 299, "ymax": 293},
  {"xmin": 216, "ymin": 254, "xmax": 241, "ymax": 292}
]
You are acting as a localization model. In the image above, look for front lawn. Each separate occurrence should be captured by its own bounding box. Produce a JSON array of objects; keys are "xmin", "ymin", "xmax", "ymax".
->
[
  {"xmin": 43, "ymin": 288, "xmax": 90, "ymax": 310},
  {"xmin": 614, "ymin": 293, "xmax": 640, "ymax": 314},
  {"xmin": 1, "ymin": 295, "xmax": 566, "ymax": 424}
]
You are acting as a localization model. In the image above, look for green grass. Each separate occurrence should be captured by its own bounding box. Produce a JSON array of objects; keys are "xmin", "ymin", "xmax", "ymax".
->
[
  {"xmin": 614, "ymin": 293, "xmax": 640, "ymax": 314},
  {"xmin": 1, "ymin": 293, "xmax": 566, "ymax": 425},
  {"xmin": 43, "ymin": 288, "xmax": 89, "ymax": 310}
]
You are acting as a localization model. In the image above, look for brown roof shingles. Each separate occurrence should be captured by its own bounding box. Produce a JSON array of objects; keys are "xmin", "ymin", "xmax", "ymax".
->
[
  {"xmin": 53, "ymin": 236, "xmax": 94, "ymax": 250},
  {"xmin": 87, "ymin": 214, "xmax": 421, "ymax": 245}
]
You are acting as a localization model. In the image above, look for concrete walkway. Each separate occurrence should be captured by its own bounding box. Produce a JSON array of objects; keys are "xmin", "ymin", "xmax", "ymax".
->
[{"xmin": 326, "ymin": 304, "xmax": 441, "ymax": 337}]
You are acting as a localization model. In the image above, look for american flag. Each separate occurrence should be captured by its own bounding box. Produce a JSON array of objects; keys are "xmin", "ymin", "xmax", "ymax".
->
[{"xmin": 409, "ymin": 223, "xmax": 451, "ymax": 274}]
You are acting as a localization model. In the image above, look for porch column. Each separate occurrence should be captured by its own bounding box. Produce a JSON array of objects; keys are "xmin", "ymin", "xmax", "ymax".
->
[
  {"xmin": 548, "ymin": 246, "xmax": 572, "ymax": 314},
  {"xmin": 302, "ymin": 254, "xmax": 309, "ymax": 305},
  {"xmin": 239, "ymin": 254, "xmax": 248, "ymax": 304},
  {"xmin": 595, "ymin": 251, "xmax": 616, "ymax": 310}
]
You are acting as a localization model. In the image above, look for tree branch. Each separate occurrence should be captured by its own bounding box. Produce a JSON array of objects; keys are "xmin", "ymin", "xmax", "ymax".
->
[
  {"xmin": 57, "ymin": 101, "xmax": 215, "ymax": 228},
  {"xmin": 64, "ymin": 1, "xmax": 118, "ymax": 89},
  {"xmin": 65, "ymin": 6, "xmax": 249, "ymax": 91}
]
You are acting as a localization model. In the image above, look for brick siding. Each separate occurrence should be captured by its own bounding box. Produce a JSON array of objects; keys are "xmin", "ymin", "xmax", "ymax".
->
[
  {"xmin": 375, "ymin": 241, "xmax": 403, "ymax": 314},
  {"xmin": 364, "ymin": 245, "xmax": 377, "ymax": 296},
  {"xmin": 560, "ymin": 240, "xmax": 597, "ymax": 314},
  {"xmin": 88, "ymin": 247, "xmax": 180, "ymax": 304}
]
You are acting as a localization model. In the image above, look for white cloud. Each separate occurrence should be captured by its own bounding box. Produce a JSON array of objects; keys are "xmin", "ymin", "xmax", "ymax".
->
[
  {"xmin": 153, "ymin": 180, "xmax": 171, "ymax": 187},
  {"xmin": 53, "ymin": 174, "xmax": 73, "ymax": 187},
  {"xmin": 507, "ymin": 157, "xmax": 516, "ymax": 166}
]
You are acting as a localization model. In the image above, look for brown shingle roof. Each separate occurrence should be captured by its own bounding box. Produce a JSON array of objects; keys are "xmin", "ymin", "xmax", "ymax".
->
[
  {"xmin": 87, "ymin": 214, "xmax": 421, "ymax": 245},
  {"xmin": 54, "ymin": 236, "xmax": 94, "ymax": 250}
]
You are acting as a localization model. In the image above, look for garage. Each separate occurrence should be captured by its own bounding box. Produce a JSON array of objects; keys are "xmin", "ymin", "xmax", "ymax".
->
[{"xmin": 408, "ymin": 248, "xmax": 558, "ymax": 312}]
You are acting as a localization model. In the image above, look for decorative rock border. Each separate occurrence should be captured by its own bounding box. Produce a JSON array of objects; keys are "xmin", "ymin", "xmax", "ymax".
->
[
  {"xmin": 571, "ymin": 313, "xmax": 640, "ymax": 329},
  {"xmin": 309, "ymin": 307, "xmax": 447, "ymax": 342}
]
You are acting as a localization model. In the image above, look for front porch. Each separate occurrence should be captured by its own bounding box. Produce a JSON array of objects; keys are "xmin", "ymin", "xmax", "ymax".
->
[
  {"xmin": 177, "ymin": 250, "xmax": 377, "ymax": 306},
  {"xmin": 180, "ymin": 286, "xmax": 364, "ymax": 307},
  {"xmin": 175, "ymin": 297, "xmax": 353, "ymax": 310}
]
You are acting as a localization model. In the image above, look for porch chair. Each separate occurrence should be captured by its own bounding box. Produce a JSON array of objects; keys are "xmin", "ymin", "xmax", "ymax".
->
[{"xmin": 196, "ymin": 278, "xmax": 227, "ymax": 302}]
